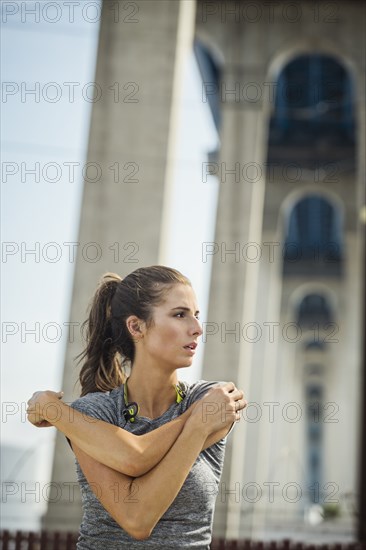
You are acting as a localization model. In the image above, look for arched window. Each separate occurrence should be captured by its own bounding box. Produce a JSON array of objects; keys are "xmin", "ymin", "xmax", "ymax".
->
[
  {"xmin": 297, "ymin": 292, "xmax": 333, "ymax": 329},
  {"xmin": 283, "ymin": 194, "xmax": 343, "ymax": 276},
  {"xmin": 267, "ymin": 54, "xmax": 355, "ymax": 169}
]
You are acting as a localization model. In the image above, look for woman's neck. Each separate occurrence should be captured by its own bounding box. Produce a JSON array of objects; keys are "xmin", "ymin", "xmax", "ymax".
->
[{"xmin": 126, "ymin": 366, "xmax": 179, "ymax": 420}]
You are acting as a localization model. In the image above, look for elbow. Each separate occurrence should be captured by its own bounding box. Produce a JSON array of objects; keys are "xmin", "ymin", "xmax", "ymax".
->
[
  {"xmin": 109, "ymin": 503, "xmax": 154, "ymax": 540},
  {"xmin": 113, "ymin": 445, "xmax": 146, "ymax": 477},
  {"xmin": 121, "ymin": 456, "xmax": 148, "ymax": 478},
  {"xmin": 120, "ymin": 461, "xmax": 140, "ymax": 478},
  {"xmin": 122, "ymin": 448, "xmax": 150, "ymax": 477},
  {"xmin": 122, "ymin": 514, "xmax": 153, "ymax": 540},
  {"xmin": 120, "ymin": 491, "xmax": 154, "ymax": 540},
  {"xmin": 127, "ymin": 463, "xmax": 151, "ymax": 477},
  {"xmin": 128, "ymin": 526, "xmax": 152, "ymax": 541}
]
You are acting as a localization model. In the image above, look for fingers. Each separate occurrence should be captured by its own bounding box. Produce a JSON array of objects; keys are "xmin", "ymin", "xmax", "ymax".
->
[
  {"xmin": 27, "ymin": 390, "xmax": 64, "ymax": 407},
  {"xmin": 210, "ymin": 384, "xmax": 247, "ymax": 407},
  {"xmin": 27, "ymin": 412, "xmax": 43, "ymax": 426},
  {"xmin": 219, "ymin": 386, "xmax": 248, "ymax": 423},
  {"xmin": 26, "ymin": 390, "xmax": 64, "ymax": 428},
  {"xmin": 235, "ymin": 398, "xmax": 248, "ymax": 412},
  {"xmin": 199, "ymin": 383, "xmax": 248, "ymax": 421},
  {"xmin": 222, "ymin": 383, "xmax": 244, "ymax": 400},
  {"xmin": 230, "ymin": 390, "xmax": 248, "ymax": 423},
  {"xmin": 222, "ymin": 381, "xmax": 236, "ymax": 393},
  {"xmin": 225, "ymin": 387, "xmax": 247, "ymax": 407},
  {"xmin": 229, "ymin": 388, "xmax": 244, "ymax": 400}
]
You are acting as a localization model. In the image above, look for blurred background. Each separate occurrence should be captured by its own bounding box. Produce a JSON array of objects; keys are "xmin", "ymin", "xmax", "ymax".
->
[{"xmin": 1, "ymin": 0, "xmax": 365, "ymax": 544}]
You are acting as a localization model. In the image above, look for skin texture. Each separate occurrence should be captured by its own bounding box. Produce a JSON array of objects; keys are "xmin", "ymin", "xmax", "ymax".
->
[
  {"xmin": 27, "ymin": 283, "xmax": 247, "ymax": 539},
  {"xmin": 27, "ymin": 387, "xmax": 236, "ymax": 477}
]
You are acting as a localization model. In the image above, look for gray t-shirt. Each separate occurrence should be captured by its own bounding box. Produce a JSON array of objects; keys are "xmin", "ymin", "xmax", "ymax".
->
[{"xmin": 70, "ymin": 380, "xmax": 228, "ymax": 549}]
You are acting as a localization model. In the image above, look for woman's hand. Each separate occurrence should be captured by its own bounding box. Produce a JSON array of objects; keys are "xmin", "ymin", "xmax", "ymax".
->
[
  {"xmin": 27, "ymin": 390, "xmax": 64, "ymax": 428},
  {"xmin": 188, "ymin": 382, "xmax": 247, "ymax": 435}
]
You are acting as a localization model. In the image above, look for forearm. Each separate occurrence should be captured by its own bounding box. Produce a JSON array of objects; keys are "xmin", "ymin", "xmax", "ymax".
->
[
  {"xmin": 37, "ymin": 392, "xmax": 192, "ymax": 476},
  {"xmin": 74, "ymin": 417, "xmax": 209, "ymax": 539},
  {"xmin": 68, "ymin": 407, "xmax": 221, "ymax": 474},
  {"xmin": 131, "ymin": 419, "xmax": 209, "ymax": 536},
  {"xmin": 203, "ymin": 425, "xmax": 232, "ymax": 449},
  {"xmin": 75, "ymin": 409, "xmax": 225, "ymax": 472},
  {"xmin": 35, "ymin": 391, "xmax": 225, "ymax": 477}
]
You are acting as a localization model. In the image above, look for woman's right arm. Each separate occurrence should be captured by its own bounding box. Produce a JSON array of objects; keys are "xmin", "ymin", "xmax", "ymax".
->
[
  {"xmin": 71, "ymin": 384, "xmax": 243, "ymax": 540},
  {"xmin": 27, "ymin": 391, "xmax": 192, "ymax": 477},
  {"xmin": 27, "ymin": 385, "xmax": 245, "ymax": 477}
]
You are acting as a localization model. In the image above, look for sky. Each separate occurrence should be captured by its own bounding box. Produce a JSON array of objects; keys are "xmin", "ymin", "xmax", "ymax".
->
[{"xmin": 1, "ymin": 0, "xmax": 219, "ymax": 528}]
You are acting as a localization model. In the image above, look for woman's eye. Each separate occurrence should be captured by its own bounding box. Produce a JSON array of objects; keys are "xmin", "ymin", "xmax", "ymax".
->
[{"xmin": 174, "ymin": 312, "xmax": 200, "ymax": 320}]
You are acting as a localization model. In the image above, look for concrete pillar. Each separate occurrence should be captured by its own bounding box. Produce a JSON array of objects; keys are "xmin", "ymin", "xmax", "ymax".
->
[
  {"xmin": 43, "ymin": 0, "xmax": 196, "ymax": 530},
  {"xmin": 196, "ymin": 22, "xmax": 269, "ymax": 536}
]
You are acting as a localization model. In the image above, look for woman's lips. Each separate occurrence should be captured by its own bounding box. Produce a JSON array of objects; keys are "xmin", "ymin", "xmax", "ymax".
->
[{"xmin": 183, "ymin": 343, "xmax": 197, "ymax": 354}]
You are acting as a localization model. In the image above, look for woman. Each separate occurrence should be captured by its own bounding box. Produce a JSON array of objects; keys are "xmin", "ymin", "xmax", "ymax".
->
[{"xmin": 27, "ymin": 266, "xmax": 247, "ymax": 548}]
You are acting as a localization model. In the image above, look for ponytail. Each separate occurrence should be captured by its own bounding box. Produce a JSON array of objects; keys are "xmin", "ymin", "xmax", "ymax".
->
[{"xmin": 76, "ymin": 273, "xmax": 126, "ymax": 397}]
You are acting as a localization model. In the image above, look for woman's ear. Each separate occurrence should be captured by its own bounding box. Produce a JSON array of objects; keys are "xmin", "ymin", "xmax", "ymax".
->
[{"xmin": 126, "ymin": 315, "xmax": 144, "ymax": 339}]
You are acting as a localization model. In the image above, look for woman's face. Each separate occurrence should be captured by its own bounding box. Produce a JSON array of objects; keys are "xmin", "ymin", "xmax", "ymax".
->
[{"xmin": 141, "ymin": 283, "xmax": 203, "ymax": 370}]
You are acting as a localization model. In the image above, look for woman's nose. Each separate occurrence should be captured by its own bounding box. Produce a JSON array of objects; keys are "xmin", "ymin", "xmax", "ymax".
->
[{"xmin": 192, "ymin": 318, "xmax": 203, "ymax": 336}]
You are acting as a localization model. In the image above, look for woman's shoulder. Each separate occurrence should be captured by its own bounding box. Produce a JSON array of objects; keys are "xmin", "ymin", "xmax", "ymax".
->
[
  {"xmin": 180, "ymin": 379, "xmax": 225, "ymax": 406},
  {"xmin": 71, "ymin": 386, "xmax": 124, "ymax": 423},
  {"xmin": 72, "ymin": 388, "xmax": 113, "ymax": 405}
]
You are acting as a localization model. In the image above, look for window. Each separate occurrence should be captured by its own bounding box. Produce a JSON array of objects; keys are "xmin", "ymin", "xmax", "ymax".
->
[
  {"xmin": 283, "ymin": 195, "xmax": 343, "ymax": 276},
  {"xmin": 306, "ymin": 383, "xmax": 323, "ymax": 499},
  {"xmin": 267, "ymin": 54, "xmax": 355, "ymax": 169},
  {"xmin": 297, "ymin": 293, "xmax": 333, "ymax": 329}
]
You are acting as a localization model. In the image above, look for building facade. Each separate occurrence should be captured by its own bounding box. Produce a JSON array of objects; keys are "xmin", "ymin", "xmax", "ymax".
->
[{"xmin": 44, "ymin": 0, "xmax": 366, "ymax": 542}]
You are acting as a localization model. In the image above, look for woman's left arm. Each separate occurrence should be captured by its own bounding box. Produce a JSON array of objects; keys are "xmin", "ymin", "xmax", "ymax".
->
[
  {"xmin": 27, "ymin": 390, "xmax": 237, "ymax": 476},
  {"xmin": 27, "ymin": 390, "xmax": 193, "ymax": 477}
]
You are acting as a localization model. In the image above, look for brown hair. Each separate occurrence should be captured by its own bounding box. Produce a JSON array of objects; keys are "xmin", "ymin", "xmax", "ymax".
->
[{"xmin": 76, "ymin": 265, "xmax": 191, "ymax": 396}]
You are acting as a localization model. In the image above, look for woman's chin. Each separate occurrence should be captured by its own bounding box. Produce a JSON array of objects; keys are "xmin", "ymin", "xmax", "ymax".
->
[{"xmin": 178, "ymin": 359, "xmax": 193, "ymax": 369}]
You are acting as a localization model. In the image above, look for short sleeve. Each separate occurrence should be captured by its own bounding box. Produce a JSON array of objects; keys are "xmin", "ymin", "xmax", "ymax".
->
[
  {"xmin": 66, "ymin": 391, "xmax": 118, "ymax": 450},
  {"xmin": 185, "ymin": 379, "xmax": 237, "ymax": 444},
  {"xmin": 185, "ymin": 379, "xmax": 224, "ymax": 408},
  {"xmin": 183, "ymin": 380, "xmax": 235, "ymax": 480},
  {"xmin": 70, "ymin": 391, "xmax": 118, "ymax": 424}
]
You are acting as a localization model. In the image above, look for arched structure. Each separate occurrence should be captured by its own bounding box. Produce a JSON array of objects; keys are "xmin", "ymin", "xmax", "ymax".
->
[
  {"xmin": 46, "ymin": 0, "xmax": 366, "ymax": 543},
  {"xmin": 195, "ymin": 0, "xmax": 365, "ymax": 541}
]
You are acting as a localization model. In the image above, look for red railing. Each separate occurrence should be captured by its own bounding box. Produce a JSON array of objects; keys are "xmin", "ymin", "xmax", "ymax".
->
[
  {"xmin": 210, "ymin": 542, "xmax": 365, "ymax": 550},
  {"xmin": 0, "ymin": 531, "xmax": 78, "ymax": 550},
  {"xmin": 1, "ymin": 532, "xmax": 366, "ymax": 550}
]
